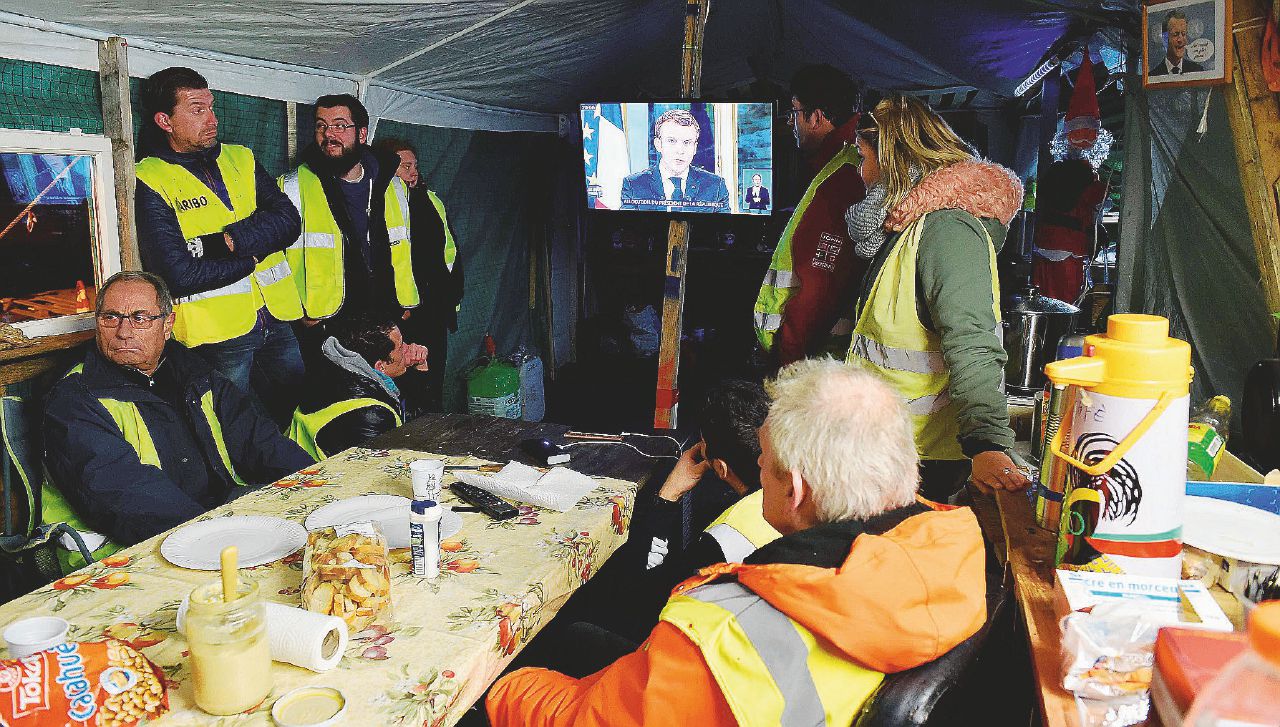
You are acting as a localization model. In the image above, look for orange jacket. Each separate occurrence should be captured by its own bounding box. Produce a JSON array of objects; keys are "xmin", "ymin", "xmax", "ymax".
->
[{"xmin": 487, "ymin": 506, "xmax": 987, "ymax": 727}]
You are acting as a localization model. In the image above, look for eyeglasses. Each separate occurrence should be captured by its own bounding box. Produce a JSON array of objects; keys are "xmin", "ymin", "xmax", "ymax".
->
[
  {"xmin": 786, "ymin": 107, "xmax": 813, "ymax": 125},
  {"xmin": 315, "ymin": 122, "xmax": 358, "ymax": 134},
  {"xmin": 97, "ymin": 312, "xmax": 168, "ymax": 329}
]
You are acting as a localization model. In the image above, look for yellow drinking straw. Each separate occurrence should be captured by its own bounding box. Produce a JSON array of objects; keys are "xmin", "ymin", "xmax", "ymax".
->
[{"xmin": 220, "ymin": 546, "xmax": 239, "ymax": 603}]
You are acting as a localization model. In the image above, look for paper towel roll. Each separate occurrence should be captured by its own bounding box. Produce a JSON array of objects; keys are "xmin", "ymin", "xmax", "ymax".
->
[{"xmin": 177, "ymin": 599, "xmax": 348, "ymax": 672}]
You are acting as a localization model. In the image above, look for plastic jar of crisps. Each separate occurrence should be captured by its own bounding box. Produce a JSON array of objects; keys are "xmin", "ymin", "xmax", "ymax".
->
[{"xmin": 185, "ymin": 579, "xmax": 272, "ymax": 715}]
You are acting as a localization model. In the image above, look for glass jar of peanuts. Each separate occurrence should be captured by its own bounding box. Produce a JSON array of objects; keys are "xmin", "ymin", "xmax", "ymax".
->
[{"xmin": 185, "ymin": 579, "xmax": 272, "ymax": 715}]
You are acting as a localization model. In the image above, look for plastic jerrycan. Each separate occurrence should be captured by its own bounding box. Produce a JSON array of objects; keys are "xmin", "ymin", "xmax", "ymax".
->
[{"xmin": 1043, "ymin": 314, "xmax": 1193, "ymax": 578}]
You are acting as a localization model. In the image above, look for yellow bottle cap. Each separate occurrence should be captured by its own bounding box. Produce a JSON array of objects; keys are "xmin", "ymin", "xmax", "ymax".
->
[{"xmin": 1046, "ymin": 314, "xmax": 1192, "ymax": 398}]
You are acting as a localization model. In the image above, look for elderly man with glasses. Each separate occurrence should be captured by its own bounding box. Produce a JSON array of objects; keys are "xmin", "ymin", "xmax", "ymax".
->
[
  {"xmin": 753, "ymin": 64, "xmax": 870, "ymax": 368},
  {"xmin": 40, "ymin": 272, "xmax": 314, "ymax": 569}
]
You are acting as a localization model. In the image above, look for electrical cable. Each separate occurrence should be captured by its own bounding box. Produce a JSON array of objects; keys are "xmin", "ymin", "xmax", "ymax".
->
[
  {"xmin": 563, "ymin": 441, "xmax": 679, "ymax": 460},
  {"xmin": 620, "ymin": 432, "xmax": 684, "ymax": 456}
]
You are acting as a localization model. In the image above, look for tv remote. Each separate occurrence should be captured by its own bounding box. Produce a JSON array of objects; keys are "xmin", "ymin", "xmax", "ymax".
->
[{"xmin": 449, "ymin": 482, "xmax": 520, "ymax": 520}]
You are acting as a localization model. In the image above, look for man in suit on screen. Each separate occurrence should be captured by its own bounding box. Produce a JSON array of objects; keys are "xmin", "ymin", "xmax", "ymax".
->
[
  {"xmin": 745, "ymin": 173, "xmax": 770, "ymax": 212},
  {"xmin": 620, "ymin": 109, "xmax": 729, "ymax": 213}
]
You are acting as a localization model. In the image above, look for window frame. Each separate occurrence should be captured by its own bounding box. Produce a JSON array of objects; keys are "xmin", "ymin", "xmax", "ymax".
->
[{"xmin": 0, "ymin": 128, "xmax": 121, "ymax": 338}]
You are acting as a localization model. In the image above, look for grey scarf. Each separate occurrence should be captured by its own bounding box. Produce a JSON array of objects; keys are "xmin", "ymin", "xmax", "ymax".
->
[{"xmin": 846, "ymin": 166, "xmax": 921, "ymax": 260}]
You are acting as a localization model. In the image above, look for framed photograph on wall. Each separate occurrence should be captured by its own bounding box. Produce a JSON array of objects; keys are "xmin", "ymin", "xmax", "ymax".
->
[{"xmin": 1143, "ymin": 0, "xmax": 1232, "ymax": 88}]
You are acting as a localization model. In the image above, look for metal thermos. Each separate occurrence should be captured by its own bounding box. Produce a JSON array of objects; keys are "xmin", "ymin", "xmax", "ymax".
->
[{"xmin": 1003, "ymin": 287, "xmax": 1081, "ymax": 394}]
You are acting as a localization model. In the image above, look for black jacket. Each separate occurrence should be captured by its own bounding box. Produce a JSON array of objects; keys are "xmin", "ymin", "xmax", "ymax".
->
[
  {"xmin": 295, "ymin": 351, "xmax": 406, "ymax": 457},
  {"xmin": 407, "ymin": 185, "xmax": 464, "ymax": 332},
  {"xmin": 135, "ymin": 138, "xmax": 301, "ymax": 299},
  {"xmin": 43, "ymin": 342, "xmax": 313, "ymax": 546},
  {"xmin": 297, "ymin": 143, "xmax": 407, "ymax": 318}
]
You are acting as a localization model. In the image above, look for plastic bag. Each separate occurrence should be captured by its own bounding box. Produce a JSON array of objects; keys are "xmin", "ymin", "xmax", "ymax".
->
[
  {"xmin": 0, "ymin": 640, "xmax": 168, "ymax": 726},
  {"xmin": 301, "ymin": 522, "xmax": 392, "ymax": 632},
  {"xmin": 1060, "ymin": 603, "xmax": 1162, "ymax": 726}
]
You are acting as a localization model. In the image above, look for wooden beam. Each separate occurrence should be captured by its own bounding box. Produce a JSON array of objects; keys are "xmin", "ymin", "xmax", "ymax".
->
[
  {"xmin": 654, "ymin": 0, "xmax": 711, "ymax": 430},
  {"xmin": 1224, "ymin": 0, "xmax": 1280, "ymax": 320},
  {"xmin": 286, "ymin": 101, "xmax": 298, "ymax": 167},
  {"xmin": 97, "ymin": 37, "xmax": 138, "ymax": 271}
]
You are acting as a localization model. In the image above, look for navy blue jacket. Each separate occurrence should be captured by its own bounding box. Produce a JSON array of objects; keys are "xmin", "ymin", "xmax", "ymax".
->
[
  {"xmin": 295, "ymin": 352, "xmax": 405, "ymax": 458},
  {"xmin": 135, "ymin": 138, "xmax": 301, "ymax": 299},
  {"xmin": 43, "ymin": 342, "xmax": 313, "ymax": 547},
  {"xmin": 619, "ymin": 166, "xmax": 729, "ymax": 212}
]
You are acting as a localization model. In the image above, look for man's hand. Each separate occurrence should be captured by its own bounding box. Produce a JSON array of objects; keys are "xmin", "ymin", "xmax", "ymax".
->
[
  {"xmin": 223, "ymin": 232, "xmax": 235, "ymax": 253},
  {"xmin": 402, "ymin": 310, "xmax": 412, "ymax": 320},
  {"xmin": 404, "ymin": 343, "xmax": 429, "ymax": 372},
  {"xmin": 970, "ymin": 450, "xmax": 1032, "ymax": 494},
  {"xmin": 657, "ymin": 441, "xmax": 709, "ymax": 502},
  {"xmin": 301, "ymin": 317, "xmax": 322, "ymax": 328}
]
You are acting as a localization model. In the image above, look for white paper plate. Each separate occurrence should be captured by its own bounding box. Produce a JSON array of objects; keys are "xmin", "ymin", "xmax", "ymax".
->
[
  {"xmin": 304, "ymin": 495, "xmax": 462, "ymax": 549},
  {"xmin": 161, "ymin": 516, "xmax": 306, "ymax": 570},
  {"xmin": 1183, "ymin": 496, "xmax": 1280, "ymax": 565}
]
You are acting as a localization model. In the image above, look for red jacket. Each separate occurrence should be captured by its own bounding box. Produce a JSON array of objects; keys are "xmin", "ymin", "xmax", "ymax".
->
[
  {"xmin": 486, "ymin": 506, "xmax": 987, "ymax": 727},
  {"xmin": 775, "ymin": 119, "xmax": 868, "ymax": 365}
]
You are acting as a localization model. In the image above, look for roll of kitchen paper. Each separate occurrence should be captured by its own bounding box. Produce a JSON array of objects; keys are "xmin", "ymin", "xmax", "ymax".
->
[{"xmin": 177, "ymin": 599, "xmax": 348, "ymax": 672}]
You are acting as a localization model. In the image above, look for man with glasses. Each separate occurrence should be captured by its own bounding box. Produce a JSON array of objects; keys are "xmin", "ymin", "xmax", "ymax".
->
[
  {"xmin": 135, "ymin": 67, "xmax": 305, "ymax": 426},
  {"xmin": 41, "ymin": 272, "xmax": 313, "ymax": 568},
  {"xmin": 278, "ymin": 95, "xmax": 423, "ymax": 333},
  {"xmin": 753, "ymin": 64, "xmax": 868, "ymax": 367},
  {"xmin": 620, "ymin": 109, "xmax": 729, "ymax": 212}
]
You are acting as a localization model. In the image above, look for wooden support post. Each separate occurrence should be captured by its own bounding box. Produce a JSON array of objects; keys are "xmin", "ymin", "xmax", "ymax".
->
[
  {"xmin": 654, "ymin": 0, "xmax": 711, "ymax": 430},
  {"xmin": 1224, "ymin": 0, "xmax": 1280, "ymax": 322},
  {"xmin": 286, "ymin": 101, "xmax": 298, "ymax": 168},
  {"xmin": 98, "ymin": 37, "xmax": 138, "ymax": 271}
]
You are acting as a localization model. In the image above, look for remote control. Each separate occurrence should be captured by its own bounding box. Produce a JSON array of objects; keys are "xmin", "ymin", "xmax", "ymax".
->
[{"xmin": 449, "ymin": 482, "xmax": 520, "ymax": 520}]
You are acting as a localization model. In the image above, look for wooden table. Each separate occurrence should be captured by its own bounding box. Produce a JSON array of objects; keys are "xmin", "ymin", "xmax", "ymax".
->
[{"xmin": 0, "ymin": 414, "xmax": 664, "ymax": 726}]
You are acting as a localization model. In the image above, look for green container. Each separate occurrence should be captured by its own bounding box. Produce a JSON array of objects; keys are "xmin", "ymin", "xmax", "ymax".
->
[{"xmin": 466, "ymin": 359, "xmax": 521, "ymax": 419}]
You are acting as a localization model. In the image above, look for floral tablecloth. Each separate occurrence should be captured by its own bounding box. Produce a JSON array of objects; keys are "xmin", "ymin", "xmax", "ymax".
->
[{"xmin": 0, "ymin": 447, "xmax": 638, "ymax": 726}]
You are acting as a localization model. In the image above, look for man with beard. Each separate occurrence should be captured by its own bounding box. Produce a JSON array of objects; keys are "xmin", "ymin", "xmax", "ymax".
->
[
  {"xmin": 134, "ymin": 66, "xmax": 305, "ymax": 424},
  {"xmin": 279, "ymin": 95, "xmax": 423, "ymax": 336}
]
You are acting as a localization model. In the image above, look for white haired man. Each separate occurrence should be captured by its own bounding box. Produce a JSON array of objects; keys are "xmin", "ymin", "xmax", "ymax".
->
[{"xmin": 487, "ymin": 358, "xmax": 987, "ymax": 727}]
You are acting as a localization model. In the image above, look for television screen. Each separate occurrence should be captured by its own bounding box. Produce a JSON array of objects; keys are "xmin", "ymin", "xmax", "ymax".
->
[{"xmin": 582, "ymin": 102, "xmax": 773, "ymax": 215}]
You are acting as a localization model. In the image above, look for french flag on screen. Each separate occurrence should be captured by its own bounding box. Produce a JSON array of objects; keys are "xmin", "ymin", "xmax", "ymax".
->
[{"xmin": 583, "ymin": 103, "xmax": 629, "ymax": 209}]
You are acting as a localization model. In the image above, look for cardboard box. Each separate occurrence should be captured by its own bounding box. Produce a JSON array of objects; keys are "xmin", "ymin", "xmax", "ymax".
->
[{"xmin": 1055, "ymin": 570, "xmax": 1233, "ymax": 631}]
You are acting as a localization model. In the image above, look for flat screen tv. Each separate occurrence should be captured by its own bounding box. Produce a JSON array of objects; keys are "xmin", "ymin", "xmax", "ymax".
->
[{"xmin": 581, "ymin": 101, "xmax": 774, "ymax": 215}]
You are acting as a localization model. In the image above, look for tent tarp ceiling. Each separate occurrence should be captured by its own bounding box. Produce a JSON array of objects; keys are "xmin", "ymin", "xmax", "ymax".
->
[{"xmin": 2, "ymin": 1, "xmax": 1122, "ymax": 130}]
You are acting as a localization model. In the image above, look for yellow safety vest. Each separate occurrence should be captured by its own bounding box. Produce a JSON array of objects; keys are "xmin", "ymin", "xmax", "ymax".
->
[
  {"xmin": 278, "ymin": 165, "xmax": 419, "ymax": 319},
  {"xmin": 42, "ymin": 365, "xmax": 248, "ymax": 571},
  {"xmin": 846, "ymin": 213, "xmax": 1001, "ymax": 460},
  {"xmin": 424, "ymin": 188, "xmax": 461, "ymax": 314},
  {"xmin": 704, "ymin": 489, "xmax": 780, "ymax": 562},
  {"xmin": 288, "ymin": 397, "xmax": 402, "ymax": 461},
  {"xmin": 661, "ymin": 580, "xmax": 884, "ymax": 726},
  {"xmin": 753, "ymin": 143, "xmax": 862, "ymax": 353},
  {"xmin": 135, "ymin": 144, "xmax": 302, "ymax": 347}
]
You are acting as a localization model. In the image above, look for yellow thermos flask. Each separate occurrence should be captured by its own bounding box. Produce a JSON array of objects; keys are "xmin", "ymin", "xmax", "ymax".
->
[{"xmin": 1044, "ymin": 314, "xmax": 1193, "ymax": 578}]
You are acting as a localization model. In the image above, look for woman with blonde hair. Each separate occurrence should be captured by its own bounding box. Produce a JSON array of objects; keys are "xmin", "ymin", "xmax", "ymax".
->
[{"xmin": 845, "ymin": 94, "xmax": 1028, "ymax": 500}]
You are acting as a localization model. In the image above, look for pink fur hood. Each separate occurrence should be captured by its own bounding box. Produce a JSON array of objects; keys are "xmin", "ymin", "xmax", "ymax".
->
[{"xmin": 885, "ymin": 160, "xmax": 1023, "ymax": 233}]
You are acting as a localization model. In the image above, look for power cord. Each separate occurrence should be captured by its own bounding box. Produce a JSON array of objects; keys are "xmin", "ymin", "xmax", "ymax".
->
[
  {"xmin": 620, "ymin": 432, "xmax": 685, "ymax": 457},
  {"xmin": 563, "ymin": 441, "xmax": 679, "ymax": 460}
]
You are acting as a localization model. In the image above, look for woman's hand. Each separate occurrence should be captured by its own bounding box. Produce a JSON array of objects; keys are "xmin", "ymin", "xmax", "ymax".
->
[{"xmin": 969, "ymin": 450, "xmax": 1032, "ymax": 494}]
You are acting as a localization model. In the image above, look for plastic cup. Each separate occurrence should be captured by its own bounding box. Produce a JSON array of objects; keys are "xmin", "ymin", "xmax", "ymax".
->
[
  {"xmin": 409, "ymin": 459, "xmax": 445, "ymax": 501},
  {"xmin": 3, "ymin": 616, "xmax": 70, "ymax": 658}
]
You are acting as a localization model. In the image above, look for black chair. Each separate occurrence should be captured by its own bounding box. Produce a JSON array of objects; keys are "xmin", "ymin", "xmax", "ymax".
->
[
  {"xmin": 854, "ymin": 561, "xmax": 1016, "ymax": 727},
  {"xmin": 1, "ymin": 395, "xmax": 93, "ymax": 602}
]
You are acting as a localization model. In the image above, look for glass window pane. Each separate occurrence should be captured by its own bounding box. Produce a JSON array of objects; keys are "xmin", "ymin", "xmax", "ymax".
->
[{"xmin": 0, "ymin": 152, "xmax": 98, "ymax": 324}]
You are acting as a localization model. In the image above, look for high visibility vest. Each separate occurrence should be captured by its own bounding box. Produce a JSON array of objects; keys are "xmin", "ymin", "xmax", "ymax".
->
[
  {"xmin": 704, "ymin": 489, "xmax": 780, "ymax": 563},
  {"xmin": 135, "ymin": 145, "xmax": 302, "ymax": 347},
  {"xmin": 287, "ymin": 397, "xmax": 402, "ymax": 461},
  {"xmin": 279, "ymin": 165, "xmax": 419, "ymax": 319},
  {"xmin": 41, "ymin": 365, "xmax": 248, "ymax": 571},
  {"xmin": 846, "ymin": 213, "xmax": 1001, "ymax": 460},
  {"xmin": 753, "ymin": 143, "xmax": 862, "ymax": 353},
  {"xmin": 424, "ymin": 188, "xmax": 461, "ymax": 314},
  {"xmin": 661, "ymin": 580, "xmax": 884, "ymax": 726}
]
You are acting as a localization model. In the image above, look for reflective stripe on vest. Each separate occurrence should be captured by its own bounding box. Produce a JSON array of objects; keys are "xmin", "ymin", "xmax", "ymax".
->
[
  {"xmin": 288, "ymin": 397, "xmax": 402, "ymax": 461},
  {"xmin": 846, "ymin": 213, "xmax": 1001, "ymax": 460},
  {"xmin": 425, "ymin": 188, "xmax": 461, "ymax": 313},
  {"xmin": 136, "ymin": 145, "xmax": 301, "ymax": 344},
  {"xmin": 662, "ymin": 580, "xmax": 884, "ymax": 727},
  {"xmin": 704, "ymin": 490, "xmax": 780, "ymax": 562},
  {"xmin": 280, "ymin": 166, "xmax": 419, "ymax": 318},
  {"xmin": 41, "ymin": 365, "xmax": 248, "ymax": 569},
  {"xmin": 753, "ymin": 143, "xmax": 862, "ymax": 351}
]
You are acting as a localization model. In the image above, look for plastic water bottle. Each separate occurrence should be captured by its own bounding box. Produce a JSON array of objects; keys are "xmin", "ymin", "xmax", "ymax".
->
[
  {"xmin": 1184, "ymin": 601, "xmax": 1280, "ymax": 727},
  {"xmin": 1188, "ymin": 395, "xmax": 1231, "ymax": 481}
]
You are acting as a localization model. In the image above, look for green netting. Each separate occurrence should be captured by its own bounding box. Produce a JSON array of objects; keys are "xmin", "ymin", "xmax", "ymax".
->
[
  {"xmin": 129, "ymin": 79, "xmax": 289, "ymax": 176},
  {"xmin": 0, "ymin": 59, "xmax": 104, "ymax": 134}
]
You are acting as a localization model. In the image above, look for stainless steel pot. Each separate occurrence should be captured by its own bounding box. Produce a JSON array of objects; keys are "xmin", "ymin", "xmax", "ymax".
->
[{"xmin": 1003, "ymin": 287, "xmax": 1080, "ymax": 394}]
